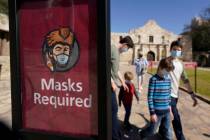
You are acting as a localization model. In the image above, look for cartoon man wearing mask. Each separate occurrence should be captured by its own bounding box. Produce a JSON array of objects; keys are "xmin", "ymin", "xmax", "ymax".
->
[{"xmin": 43, "ymin": 27, "xmax": 79, "ymax": 72}]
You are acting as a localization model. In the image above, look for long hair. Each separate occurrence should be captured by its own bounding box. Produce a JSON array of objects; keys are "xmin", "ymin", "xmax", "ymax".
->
[{"xmin": 157, "ymin": 58, "xmax": 174, "ymax": 72}]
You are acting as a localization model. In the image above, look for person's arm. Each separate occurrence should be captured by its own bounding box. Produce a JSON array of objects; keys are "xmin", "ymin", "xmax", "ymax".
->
[
  {"xmin": 111, "ymin": 46, "xmax": 128, "ymax": 91},
  {"xmin": 148, "ymin": 78, "xmax": 157, "ymax": 122},
  {"xmin": 111, "ymin": 78, "xmax": 117, "ymax": 92},
  {"xmin": 118, "ymin": 71, "xmax": 128, "ymax": 91},
  {"xmin": 145, "ymin": 59, "xmax": 149, "ymax": 67},
  {"xmin": 168, "ymin": 80, "xmax": 174, "ymax": 119},
  {"xmin": 118, "ymin": 86, "xmax": 124, "ymax": 107},
  {"xmin": 181, "ymin": 70, "xmax": 192, "ymax": 91},
  {"xmin": 181, "ymin": 70, "xmax": 198, "ymax": 107},
  {"xmin": 133, "ymin": 58, "xmax": 137, "ymax": 65}
]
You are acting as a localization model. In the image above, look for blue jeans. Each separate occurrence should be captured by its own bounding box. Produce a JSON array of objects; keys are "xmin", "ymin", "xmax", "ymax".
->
[
  {"xmin": 123, "ymin": 104, "xmax": 132, "ymax": 128},
  {"xmin": 170, "ymin": 97, "xmax": 186, "ymax": 140},
  {"xmin": 142, "ymin": 112, "xmax": 172, "ymax": 140},
  {"xmin": 112, "ymin": 92, "xmax": 120, "ymax": 140}
]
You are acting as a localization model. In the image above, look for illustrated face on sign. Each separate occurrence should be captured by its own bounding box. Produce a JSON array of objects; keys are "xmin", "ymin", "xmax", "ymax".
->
[
  {"xmin": 52, "ymin": 43, "xmax": 70, "ymax": 66},
  {"xmin": 43, "ymin": 27, "xmax": 80, "ymax": 72}
]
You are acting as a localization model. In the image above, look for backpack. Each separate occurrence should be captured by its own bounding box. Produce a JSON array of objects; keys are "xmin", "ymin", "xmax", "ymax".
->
[{"xmin": 134, "ymin": 58, "xmax": 147, "ymax": 75}]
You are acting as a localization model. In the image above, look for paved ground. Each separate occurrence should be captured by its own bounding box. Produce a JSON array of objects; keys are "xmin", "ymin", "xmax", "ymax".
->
[
  {"xmin": 118, "ymin": 64, "xmax": 210, "ymax": 140},
  {"xmin": 198, "ymin": 67, "xmax": 210, "ymax": 71},
  {"xmin": 0, "ymin": 79, "xmax": 11, "ymax": 127},
  {"xmin": 0, "ymin": 64, "xmax": 210, "ymax": 140}
]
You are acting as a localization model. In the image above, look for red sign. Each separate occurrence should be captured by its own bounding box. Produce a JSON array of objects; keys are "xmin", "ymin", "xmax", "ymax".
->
[
  {"xmin": 148, "ymin": 61, "xmax": 197, "ymax": 68},
  {"xmin": 148, "ymin": 61, "xmax": 159, "ymax": 68},
  {"xmin": 19, "ymin": 0, "xmax": 98, "ymax": 136},
  {"xmin": 184, "ymin": 62, "xmax": 197, "ymax": 68}
]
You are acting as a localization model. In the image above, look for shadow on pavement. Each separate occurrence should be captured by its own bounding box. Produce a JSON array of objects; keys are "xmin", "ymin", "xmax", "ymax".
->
[
  {"xmin": 203, "ymin": 133, "xmax": 210, "ymax": 138},
  {"xmin": 137, "ymin": 113, "xmax": 150, "ymax": 125},
  {"xmin": 119, "ymin": 115, "xmax": 162, "ymax": 140}
]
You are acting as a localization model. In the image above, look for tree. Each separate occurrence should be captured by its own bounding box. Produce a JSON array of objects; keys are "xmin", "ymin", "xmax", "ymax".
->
[
  {"xmin": 202, "ymin": 7, "xmax": 210, "ymax": 21},
  {"xmin": 191, "ymin": 23, "xmax": 210, "ymax": 51},
  {"xmin": 184, "ymin": 7, "xmax": 210, "ymax": 52},
  {"xmin": 0, "ymin": 0, "xmax": 8, "ymax": 15}
]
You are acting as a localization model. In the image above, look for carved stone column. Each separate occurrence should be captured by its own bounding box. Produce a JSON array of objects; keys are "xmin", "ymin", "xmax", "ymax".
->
[{"xmin": 157, "ymin": 45, "xmax": 160, "ymax": 61}]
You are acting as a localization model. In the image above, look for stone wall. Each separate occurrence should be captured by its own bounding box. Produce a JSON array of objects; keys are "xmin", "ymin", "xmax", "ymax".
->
[
  {"xmin": 0, "ymin": 56, "xmax": 10, "ymax": 81},
  {"xmin": 0, "ymin": 37, "xmax": 10, "ymax": 56},
  {"xmin": 129, "ymin": 20, "xmax": 178, "ymax": 45},
  {"xmin": 0, "ymin": 56, "xmax": 11, "ymax": 126}
]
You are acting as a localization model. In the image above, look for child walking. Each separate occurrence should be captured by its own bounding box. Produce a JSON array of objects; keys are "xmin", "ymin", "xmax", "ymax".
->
[
  {"xmin": 118, "ymin": 71, "xmax": 139, "ymax": 131},
  {"xmin": 140, "ymin": 58, "xmax": 174, "ymax": 140},
  {"xmin": 134, "ymin": 52, "xmax": 148, "ymax": 93}
]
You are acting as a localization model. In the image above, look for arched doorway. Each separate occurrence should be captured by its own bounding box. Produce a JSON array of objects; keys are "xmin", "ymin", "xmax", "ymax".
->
[
  {"xmin": 198, "ymin": 55, "xmax": 208, "ymax": 67},
  {"xmin": 147, "ymin": 51, "xmax": 155, "ymax": 61}
]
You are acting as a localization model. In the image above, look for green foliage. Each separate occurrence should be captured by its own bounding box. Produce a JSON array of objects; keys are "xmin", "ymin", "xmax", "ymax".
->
[
  {"xmin": 183, "ymin": 68, "xmax": 210, "ymax": 98},
  {"xmin": 191, "ymin": 23, "xmax": 210, "ymax": 51},
  {"xmin": 0, "ymin": 0, "xmax": 8, "ymax": 15},
  {"xmin": 202, "ymin": 7, "xmax": 210, "ymax": 21},
  {"xmin": 184, "ymin": 7, "xmax": 210, "ymax": 52}
]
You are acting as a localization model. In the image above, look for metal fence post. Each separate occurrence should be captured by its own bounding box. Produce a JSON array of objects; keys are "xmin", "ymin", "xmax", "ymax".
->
[{"xmin": 195, "ymin": 64, "xmax": 197, "ymax": 93}]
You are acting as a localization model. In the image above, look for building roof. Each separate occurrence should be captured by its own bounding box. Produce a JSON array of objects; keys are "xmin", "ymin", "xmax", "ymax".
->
[
  {"xmin": 0, "ymin": 13, "xmax": 9, "ymax": 32},
  {"xmin": 129, "ymin": 19, "xmax": 177, "ymax": 37}
]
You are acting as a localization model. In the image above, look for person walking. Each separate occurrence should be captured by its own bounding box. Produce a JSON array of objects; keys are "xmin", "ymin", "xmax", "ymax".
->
[
  {"xmin": 111, "ymin": 36, "xmax": 134, "ymax": 140},
  {"xmin": 134, "ymin": 52, "xmax": 148, "ymax": 93},
  {"xmin": 140, "ymin": 58, "xmax": 174, "ymax": 140},
  {"xmin": 118, "ymin": 71, "xmax": 139, "ymax": 131},
  {"xmin": 159, "ymin": 40, "xmax": 198, "ymax": 140}
]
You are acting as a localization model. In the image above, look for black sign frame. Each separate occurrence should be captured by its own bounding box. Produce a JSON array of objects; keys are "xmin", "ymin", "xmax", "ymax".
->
[{"xmin": 8, "ymin": 0, "xmax": 111, "ymax": 140}]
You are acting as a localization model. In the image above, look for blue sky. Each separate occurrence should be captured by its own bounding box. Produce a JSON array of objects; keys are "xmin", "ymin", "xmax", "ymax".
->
[{"xmin": 111, "ymin": 0, "xmax": 210, "ymax": 34}]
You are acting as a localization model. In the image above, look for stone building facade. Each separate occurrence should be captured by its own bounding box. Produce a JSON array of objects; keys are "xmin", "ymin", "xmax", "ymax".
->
[
  {"xmin": 111, "ymin": 20, "xmax": 192, "ymax": 63},
  {"xmin": 0, "ymin": 13, "xmax": 10, "ymax": 81}
]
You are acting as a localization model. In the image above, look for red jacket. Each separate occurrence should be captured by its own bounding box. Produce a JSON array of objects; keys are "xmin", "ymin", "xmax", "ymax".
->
[{"xmin": 118, "ymin": 82, "xmax": 139, "ymax": 106}]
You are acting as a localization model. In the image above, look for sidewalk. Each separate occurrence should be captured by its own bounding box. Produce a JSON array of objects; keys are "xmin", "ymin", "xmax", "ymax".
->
[
  {"xmin": 118, "ymin": 64, "xmax": 210, "ymax": 140},
  {"xmin": 0, "ymin": 79, "xmax": 11, "ymax": 127},
  {"xmin": 198, "ymin": 67, "xmax": 210, "ymax": 71}
]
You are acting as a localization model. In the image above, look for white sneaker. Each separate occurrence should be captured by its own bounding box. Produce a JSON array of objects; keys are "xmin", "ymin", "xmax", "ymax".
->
[
  {"xmin": 138, "ymin": 128, "xmax": 143, "ymax": 134},
  {"xmin": 123, "ymin": 134, "xmax": 130, "ymax": 139}
]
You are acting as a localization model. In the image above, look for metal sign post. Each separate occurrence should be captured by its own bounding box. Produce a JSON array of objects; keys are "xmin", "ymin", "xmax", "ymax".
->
[{"xmin": 195, "ymin": 63, "xmax": 197, "ymax": 93}]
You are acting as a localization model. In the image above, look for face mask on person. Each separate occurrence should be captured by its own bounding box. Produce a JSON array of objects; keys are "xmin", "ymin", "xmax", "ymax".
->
[
  {"xmin": 171, "ymin": 50, "xmax": 182, "ymax": 58},
  {"xmin": 119, "ymin": 47, "xmax": 128, "ymax": 53},
  {"xmin": 160, "ymin": 69, "xmax": 170, "ymax": 79},
  {"xmin": 56, "ymin": 54, "xmax": 69, "ymax": 65}
]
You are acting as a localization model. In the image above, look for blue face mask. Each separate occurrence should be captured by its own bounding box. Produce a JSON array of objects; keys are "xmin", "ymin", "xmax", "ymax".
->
[
  {"xmin": 56, "ymin": 54, "xmax": 69, "ymax": 65},
  {"xmin": 171, "ymin": 50, "xmax": 182, "ymax": 57},
  {"xmin": 119, "ymin": 47, "xmax": 128, "ymax": 53}
]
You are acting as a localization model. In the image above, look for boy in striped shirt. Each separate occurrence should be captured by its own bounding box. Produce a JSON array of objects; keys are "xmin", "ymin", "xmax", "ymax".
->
[{"xmin": 141, "ymin": 58, "xmax": 174, "ymax": 140}]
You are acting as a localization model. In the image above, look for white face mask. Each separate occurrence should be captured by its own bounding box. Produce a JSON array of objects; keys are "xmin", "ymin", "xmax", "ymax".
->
[
  {"xmin": 161, "ymin": 69, "xmax": 170, "ymax": 79},
  {"xmin": 56, "ymin": 54, "xmax": 69, "ymax": 65}
]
